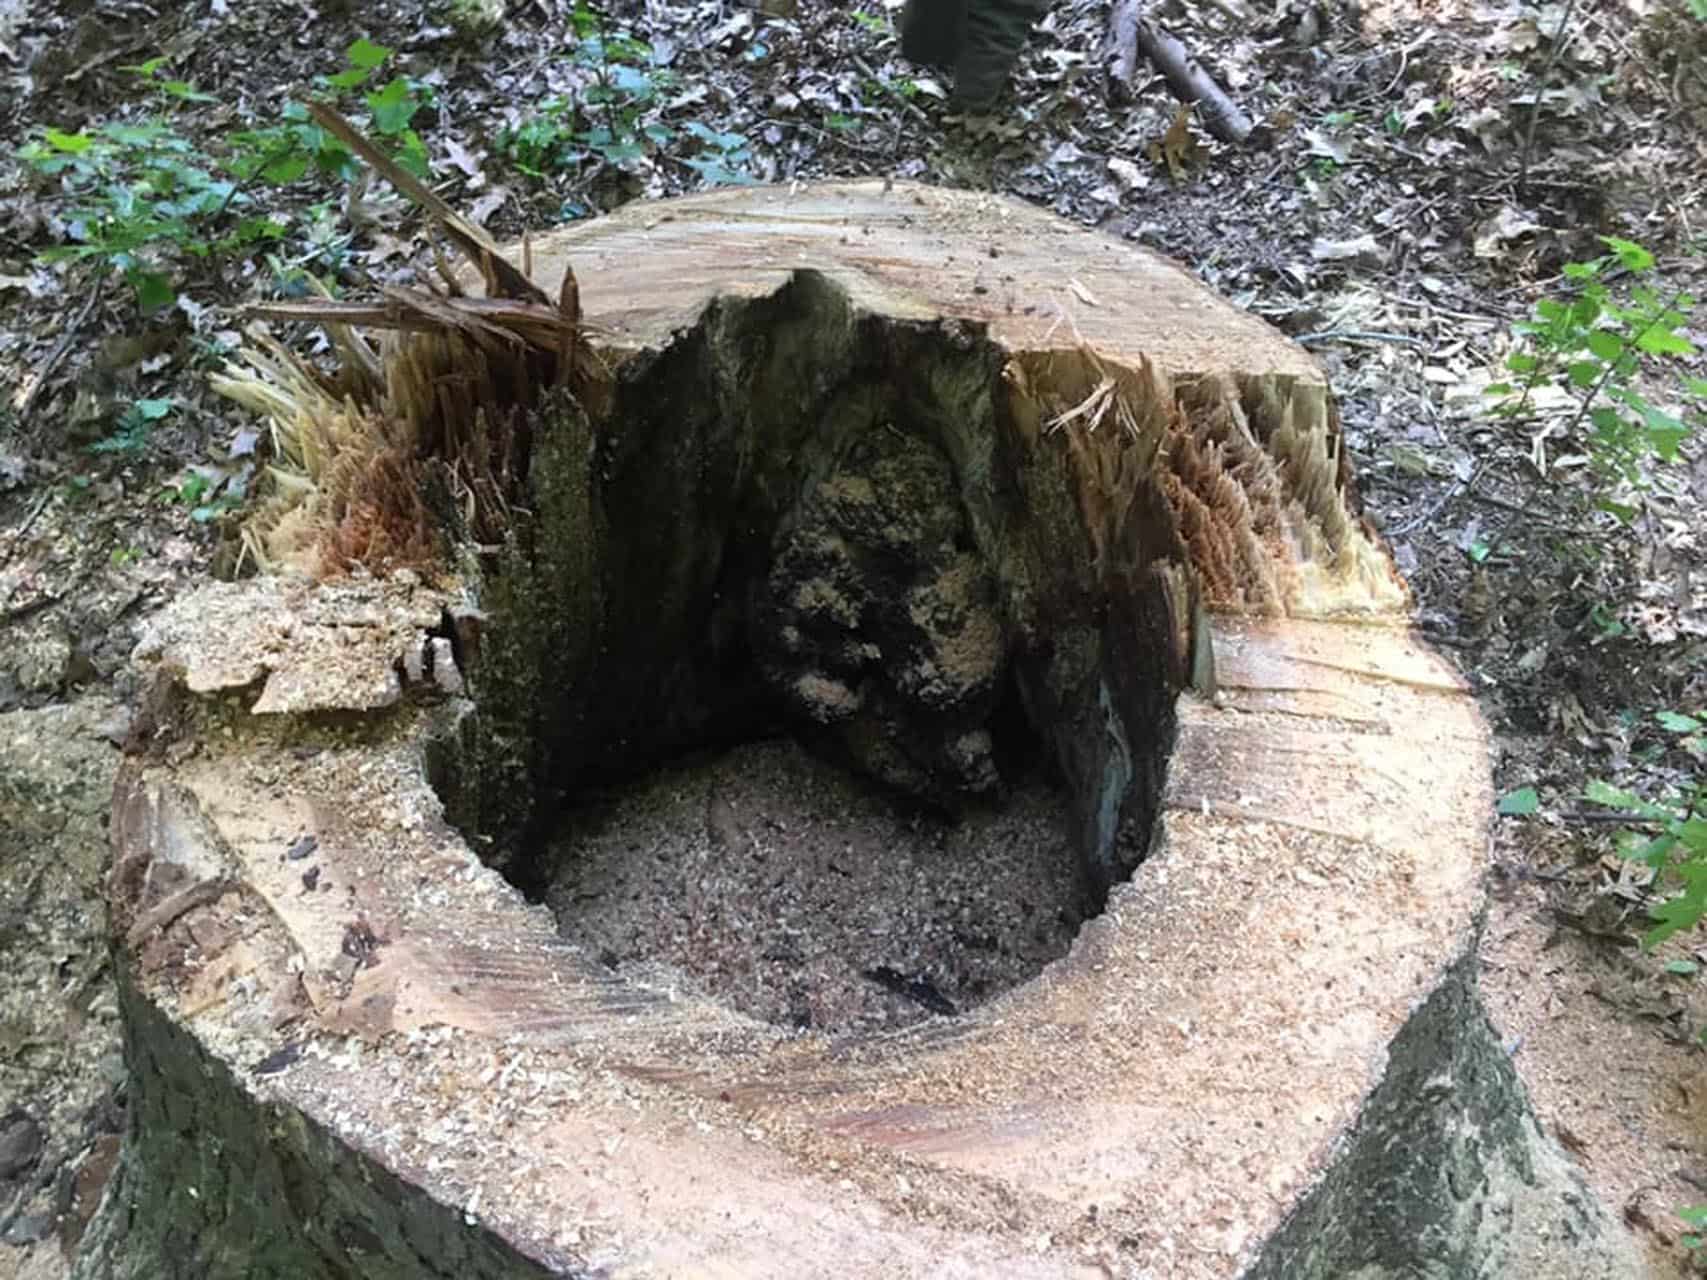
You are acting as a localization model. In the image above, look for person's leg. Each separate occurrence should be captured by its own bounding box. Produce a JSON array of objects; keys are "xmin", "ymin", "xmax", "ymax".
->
[
  {"xmin": 951, "ymin": 0, "xmax": 1048, "ymax": 110},
  {"xmin": 900, "ymin": 0, "xmax": 966, "ymax": 71}
]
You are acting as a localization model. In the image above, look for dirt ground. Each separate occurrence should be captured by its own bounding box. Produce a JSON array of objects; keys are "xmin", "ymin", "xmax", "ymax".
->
[{"xmin": 3, "ymin": 0, "xmax": 1706, "ymax": 1274}]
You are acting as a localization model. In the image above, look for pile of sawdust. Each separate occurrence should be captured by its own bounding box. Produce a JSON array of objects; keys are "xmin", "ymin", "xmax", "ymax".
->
[{"xmin": 542, "ymin": 738, "xmax": 1084, "ymax": 1037}]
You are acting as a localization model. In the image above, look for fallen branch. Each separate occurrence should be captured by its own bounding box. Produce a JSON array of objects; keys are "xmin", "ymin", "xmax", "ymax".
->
[{"xmin": 1108, "ymin": 0, "xmax": 1253, "ymax": 145}]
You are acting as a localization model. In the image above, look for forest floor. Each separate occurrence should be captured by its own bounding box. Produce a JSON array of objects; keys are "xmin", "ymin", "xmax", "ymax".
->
[{"xmin": 2, "ymin": 0, "xmax": 1706, "ymax": 1274}]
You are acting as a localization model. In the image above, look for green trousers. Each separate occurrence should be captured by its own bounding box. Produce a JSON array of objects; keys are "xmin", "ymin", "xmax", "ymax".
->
[{"xmin": 899, "ymin": 0, "xmax": 1050, "ymax": 111}]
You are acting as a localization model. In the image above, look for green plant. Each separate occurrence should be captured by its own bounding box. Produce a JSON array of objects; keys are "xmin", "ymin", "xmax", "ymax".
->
[
  {"xmin": 18, "ymin": 105, "xmax": 281, "ymax": 311},
  {"xmin": 496, "ymin": 5, "xmax": 753, "ymax": 186},
  {"xmin": 1681, "ymin": 1203, "xmax": 1707, "ymax": 1249},
  {"xmin": 1585, "ymin": 710, "xmax": 1707, "ymax": 947},
  {"xmin": 1486, "ymin": 237, "xmax": 1707, "ymax": 522},
  {"xmin": 17, "ymin": 40, "xmax": 426, "ymax": 311},
  {"xmin": 680, "ymin": 122, "xmax": 757, "ymax": 186},
  {"xmin": 163, "ymin": 470, "xmax": 244, "ymax": 522},
  {"xmin": 499, "ymin": 5, "xmax": 672, "ymax": 172},
  {"xmin": 93, "ymin": 396, "xmax": 172, "ymax": 455}
]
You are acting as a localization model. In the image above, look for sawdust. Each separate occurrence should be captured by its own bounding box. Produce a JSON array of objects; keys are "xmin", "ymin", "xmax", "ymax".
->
[{"xmin": 541, "ymin": 737, "xmax": 1084, "ymax": 1037}]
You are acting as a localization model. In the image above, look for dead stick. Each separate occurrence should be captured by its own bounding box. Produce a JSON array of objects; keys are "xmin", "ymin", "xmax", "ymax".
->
[
  {"xmin": 18, "ymin": 276, "xmax": 103, "ymax": 428},
  {"xmin": 304, "ymin": 102, "xmax": 550, "ymax": 305}
]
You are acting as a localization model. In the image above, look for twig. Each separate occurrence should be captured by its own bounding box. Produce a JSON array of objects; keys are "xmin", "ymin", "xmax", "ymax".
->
[
  {"xmin": 1464, "ymin": 488, "xmax": 1575, "ymax": 531},
  {"xmin": 1388, "ymin": 461, "xmax": 1486, "ymax": 537},
  {"xmin": 125, "ymin": 876, "xmax": 236, "ymax": 948},
  {"xmin": 851, "ymin": 55, "xmax": 930, "ymax": 125},
  {"xmin": 1297, "ymin": 329, "xmax": 1428, "ymax": 348},
  {"xmin": 17, "ymin": 277, "xmax": 104, "ymax": 427},
  {"xmin": 0, "ymin": 592, "xmax": 61, "ymax": 627},
  {"xmin": 1558, "ymin": 809, "xmax": 1668, "ymax": 827},
  {"xmin": 1516, "ymin": 0, "xmax": 1581, "ymax": 200},
  {"xmin": 1382, "ymin": 291, "xmax": 1510, "ymax": 325},
  {"xmin": 2, "ymin": 488, "xmax": 52, "ymax": 556}
]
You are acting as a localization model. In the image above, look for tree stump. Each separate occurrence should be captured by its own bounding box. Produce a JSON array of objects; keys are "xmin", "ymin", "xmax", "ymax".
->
[{"xmin": 76, "ymin": 182, "xmax": 1642, "ymax": 1279}]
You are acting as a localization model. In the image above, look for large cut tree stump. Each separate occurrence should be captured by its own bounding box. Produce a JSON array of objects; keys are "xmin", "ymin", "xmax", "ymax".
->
[{"xmin": 75, "ymin": 182, "xmax": 1642, "ymax": 1279}]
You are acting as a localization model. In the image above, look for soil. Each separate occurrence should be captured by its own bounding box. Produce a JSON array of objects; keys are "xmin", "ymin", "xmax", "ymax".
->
[{"xmin": 3, "ymin": 0, "xmax": 1707, "ymax": 1274}]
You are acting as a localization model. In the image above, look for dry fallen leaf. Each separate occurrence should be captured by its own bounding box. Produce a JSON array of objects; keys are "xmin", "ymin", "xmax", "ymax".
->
[{"xmin": 1147, "ymin": 105, "xmax": 1204, "ymax": 181}]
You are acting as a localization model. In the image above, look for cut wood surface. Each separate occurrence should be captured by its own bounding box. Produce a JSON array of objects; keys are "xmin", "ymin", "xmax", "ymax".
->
[
  {"xmin": 495, "ymin": 180, "xmax": 1317, "ymax": 380},
  {"xmin": 77, "ymin": 182, "xmax": 1641, "ymax": 1280}
]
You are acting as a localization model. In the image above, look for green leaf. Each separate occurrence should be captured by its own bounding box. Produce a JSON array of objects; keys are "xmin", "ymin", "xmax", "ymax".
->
[
  {"xmin": 1584, "ymin": 778, "xmax": 1644, "ymax": 811},
  {"xmin": 391, "ymin": 129, "xmax": 430, "ymax": 179},
  {"xmin": 1484, "ymin": 381, "xmax": 1514, "ymax": 397},
  {"xmin": 1497, "ymin": 787, "xmax": 1539, "ymax": 816},
  {"xmin": 1565, "ymin": 360, "xmax": 1600, "ymax": 388},
  {"xmin": 1561, "ymin": 260, "xmax": 1599, "ymax": 281},
  {"xmin": 1535, "ymin": 298, "xmax": 1568, "ymax": 323},
  {"xmin": 45, "ymin": 129, "xmax": 94, "ymax": 154},
  {"xmin": 130, "ymin": 271, "xmax": 176, "ymax": 312},
  {"xmin": 261, "ymin": 151, "xmax": 310, "ymax": 183},
  {"xmin": 1682, "ymin": 817, "xmax": 1707, "ymax": 855},
  {"xmin": 326, "ymin": 67, "xmax": 372, "ymax": 90},
  {"xmin": 345, "ymin": 37, "xmax": 393, "ymax": 69},
  {"xmin": 1667, "ymin": 960, "xmax": 1701, "ymax": 976},
  {"xmin": 133, "ymin": 398, "xmax": 174, "ymax": 420},
  {"xmin": 1600, "ymin": 236, "xmax": 1655, "ymax": 272},
  {"xmin": 1658, "ymin": 712, "xmax": 1704, "ymax": 733},
  {"xmin": 1645, "ymin": 894, "xmax": 1707, "ymax": 948},
  {"xmin": 365, "ymin": 78, "xmax": 418, "ymax": 134},
  {"xmin": 160, "ymin": 79, "xmax": 218, "ymax": 102},
  {"xmin": 1506, "ymin": 352, "xmax": 1538, "ymax": 374},
  {"xmin": 1636, "ymin": 327, "xmax": 1694, "ymax": 357},
  {"xmin": 1585, "ymin": 330, "xmax": 1624, "ymax": 361},
  {"xmin": 1596, "ymin": 497, "xmax": 1638, "ymax": 524},
  {"xmin": 1647, "ymin": 423, "xmax": 1688, "ymax": 462},
  {"xmin": 1680, "ymin": 1205, "xmax": 1707, "ymax": 1227},
  {"xmin": 1625, "ymin": 830, "xmax": 1678, "ymax": 868}
]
